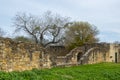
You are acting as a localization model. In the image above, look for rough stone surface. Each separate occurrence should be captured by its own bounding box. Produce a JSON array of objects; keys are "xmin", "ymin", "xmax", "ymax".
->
[
  {"xmin": 54, "ymin": 43, "xmax": 120, "ymax": 66},
  {"xmin": 0, "ymin": 37, "xmax": 120, "ymax": 71},
  {"xmin": 0, "ymin": 37, "xmax": 51, "ymax": 72}
]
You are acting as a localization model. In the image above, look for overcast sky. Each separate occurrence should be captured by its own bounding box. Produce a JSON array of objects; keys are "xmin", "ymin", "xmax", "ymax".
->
[{"xmin": 0, "ymin": 0, "xmax": 120, "ymax": 42}]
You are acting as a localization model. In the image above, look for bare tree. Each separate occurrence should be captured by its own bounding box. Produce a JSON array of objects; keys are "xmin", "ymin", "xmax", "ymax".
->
[{"xmin": 13, "ymin": 11, "xmax": 70, "ymax": 47}]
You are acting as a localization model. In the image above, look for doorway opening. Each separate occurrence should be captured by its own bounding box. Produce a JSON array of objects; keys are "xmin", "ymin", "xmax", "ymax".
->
[
  {"xmin": 115, "ymin": 52, "xmax": 117, "ymax": 63},
  {"xmin": 77, "ymin": 52, "xmax": 83, "ymax": 62}
]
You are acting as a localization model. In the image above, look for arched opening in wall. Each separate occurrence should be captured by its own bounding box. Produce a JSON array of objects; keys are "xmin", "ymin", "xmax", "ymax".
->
[{"xmin": 77, "ymin": 52, "xmax": 83, "ymax": 62}]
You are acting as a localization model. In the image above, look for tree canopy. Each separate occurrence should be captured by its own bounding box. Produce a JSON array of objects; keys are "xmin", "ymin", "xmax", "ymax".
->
[
  {"xmin": 12, "ymin": 11, "xmax": 99, "ymax": 49},
  {"xmin": 14, "ymin": 36, "xmax": 33, "ymax": 43},
  {"xmin": 65, "ymin": 21, "xmax": 99, "ymax": 50}
]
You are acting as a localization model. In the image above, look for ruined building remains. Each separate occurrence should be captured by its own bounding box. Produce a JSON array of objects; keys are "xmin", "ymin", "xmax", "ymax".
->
[
  {"xmin": 0, "ymin": 38, "xmax": 51, "ymax": 72},
  {"xmin": 54, "ymin": 43, "xmax": 120, "ymax": 66},
  {"xmin": 0, "ymin": 37, "xmax": 120, "ymax": 72}
]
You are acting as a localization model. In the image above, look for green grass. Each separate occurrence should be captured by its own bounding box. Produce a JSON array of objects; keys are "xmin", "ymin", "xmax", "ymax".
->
[{"xmin": 0, "ymin": 63, "xmax": 120, "ymax": 80}]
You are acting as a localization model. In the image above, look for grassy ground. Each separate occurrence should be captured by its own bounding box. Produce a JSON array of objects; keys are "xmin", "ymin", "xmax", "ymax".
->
[{"xmin": 0, "ymin": 63, "xmax": 120, "ymax": 80}]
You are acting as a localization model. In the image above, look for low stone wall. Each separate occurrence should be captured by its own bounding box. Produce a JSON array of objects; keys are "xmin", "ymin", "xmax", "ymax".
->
[{"xmin": 0, "ymin": 37, "xmax": 51, "ymax": 72}]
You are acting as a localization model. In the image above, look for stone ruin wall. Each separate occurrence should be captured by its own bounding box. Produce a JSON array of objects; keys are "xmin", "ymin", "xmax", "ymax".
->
[
  {"xmin": 54, "ymin": 43, "xmax": 111, "ymax": 66},
  {"xmin": 51, "ymin": 43, "xmax": 120, "ymax": 67},
  {"xmin": 0, "ymin": 37, "xmax": 120, "ymax": 72},
  {"xmin": 0, "ymin": 37, "xmax": 51, "ymax": 72}
]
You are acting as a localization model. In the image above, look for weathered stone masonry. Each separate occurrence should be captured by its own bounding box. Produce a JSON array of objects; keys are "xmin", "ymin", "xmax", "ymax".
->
[
  {"xmin": 0, "ymin": 37, "xmax": 120, "ymax": 72},
  {"xmin": 0, "ymin": 38, "xmax": 51, "ymax": 72},
  {"xmin": 54, "ymin": 43, "xmax": 120, "ymax": 66}
]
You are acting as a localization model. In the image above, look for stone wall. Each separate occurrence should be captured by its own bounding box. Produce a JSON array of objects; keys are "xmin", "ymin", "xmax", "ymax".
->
[
  {"xmin": 0, "ymin": 37, "xmax": 51, "ymax": 72},
  {"xmin": 108, "ymin": 44, "xmax": 120, "ymax": 62},
  {"xmin": 54, "ymin": 43, "xmax": 120, "ymax": 66},
  {"xmin": 0, "ymin": 37, "xmax": 120, "ymax": 71},
  {"xmin": 54, "ymin": 43, "xmax": 111, "ymax": 66}
]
